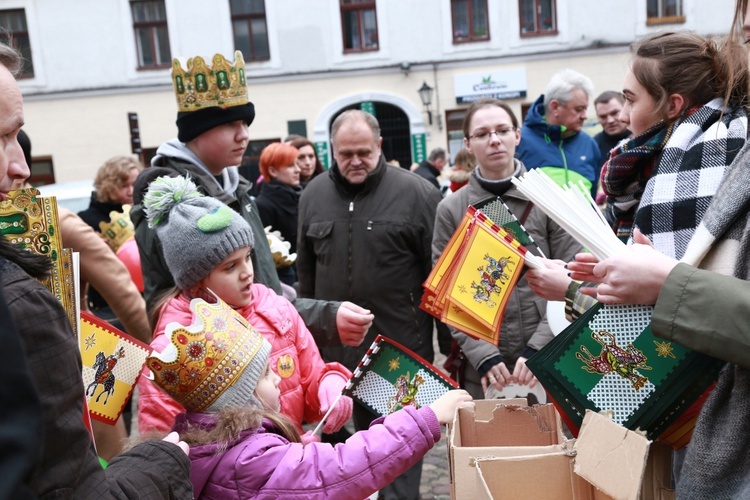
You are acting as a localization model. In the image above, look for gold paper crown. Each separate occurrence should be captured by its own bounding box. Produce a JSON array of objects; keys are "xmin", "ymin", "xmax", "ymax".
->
[
  {"xmin": 99, "ymin": 204, "xmax": 135, "ymax": 253},
  {"xmin": 171, "ymin": 51, "xmax": 249, "ymax": 112},
  {"xmin": 145, "ymin": 295, "xmax": 266, "ymax": 413},
  {"xmin": 1, "ymin": 188, "xmax": 77, "ymax": 336}
]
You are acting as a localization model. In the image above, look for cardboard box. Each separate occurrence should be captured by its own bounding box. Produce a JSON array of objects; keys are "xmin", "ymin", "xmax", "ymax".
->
[{"xmin": 448, "ymin": 400, "xmax": 675, "ymax": 500}]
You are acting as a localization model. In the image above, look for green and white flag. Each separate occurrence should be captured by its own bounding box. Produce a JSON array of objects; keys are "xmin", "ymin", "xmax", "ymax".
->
[
  {"xmin": 527, "ymin": 302, "xmax": 724, "ymax": 440},
  {"xmin": 345, "ymin": 335, "xmax": 458, "ymax": 417}
]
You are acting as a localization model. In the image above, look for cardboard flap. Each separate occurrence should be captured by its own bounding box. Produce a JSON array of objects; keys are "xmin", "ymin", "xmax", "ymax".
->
[
  {"xmin": 476, "ymin": 454, "xmax": 604, "ymax": 500},
  {"xmin": 451, "ymin": 398, "xmax": 528, "ymax": 448},
  {"xmin": 574, "ymin": 410, "xmax": 651, "ymax": 500}
]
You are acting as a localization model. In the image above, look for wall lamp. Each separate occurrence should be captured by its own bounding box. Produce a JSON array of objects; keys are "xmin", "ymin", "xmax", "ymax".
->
[{"xmin": 418, "ymin": 81, "xmax": 435, "ymax": 126}]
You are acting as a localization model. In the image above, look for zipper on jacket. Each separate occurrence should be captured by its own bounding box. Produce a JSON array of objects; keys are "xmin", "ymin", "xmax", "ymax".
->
[
  {"xmin": 347, "ymin": 199, "xmax": 354, "ymax": 295},
  {"xmin": 558, "ymin": 141, "xmax": 570, "ymax": 185}
]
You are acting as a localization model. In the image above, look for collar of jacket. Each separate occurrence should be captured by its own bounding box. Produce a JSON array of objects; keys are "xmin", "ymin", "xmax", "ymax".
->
[
  {"xmin": 89, "ymin": 192, "xmax": 124, "ymax": 213},
  {"xmin": 329, "ymin": 154, "xmax": 387, "ymax": 199},
  {"xmin": 420, "ymin": 160, "xmax": 441, "ymax": 177},
  {"xmin": 261, "ymin": 179, "xmax": 302, "ymax": 198}
]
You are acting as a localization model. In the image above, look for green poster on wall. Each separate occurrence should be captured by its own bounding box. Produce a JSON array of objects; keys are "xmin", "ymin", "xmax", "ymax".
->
[
  {"xmin": 360, "ymin": 101, "xmax": 375, "ymax": 116},
  {"xmin": 411, "ymin": 133, "xmax": 426, "ymax": 164},
  {"xmin": 314, "ymin": 141, "xmax": 329, "ymax": 170}
]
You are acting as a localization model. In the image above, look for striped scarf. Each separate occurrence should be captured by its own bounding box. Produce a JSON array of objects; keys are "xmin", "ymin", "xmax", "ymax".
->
[{"xmin": 602, "ymin": 121, "xmax": 673, "ymax": 241}]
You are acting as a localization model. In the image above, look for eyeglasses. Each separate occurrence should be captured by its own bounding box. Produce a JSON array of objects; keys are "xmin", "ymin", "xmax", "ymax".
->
[{"xmin": 468, "ymin": 128, "xmax": 517, "ymax": 142}]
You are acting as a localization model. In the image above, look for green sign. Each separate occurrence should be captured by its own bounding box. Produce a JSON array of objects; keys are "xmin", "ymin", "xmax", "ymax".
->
[
  {"xmin": 314, "ymin": 141, "xmax": 330, "ymax": 170},
  {"xmin": 360, "ymin": 101, "xmax": 376, "ymax": 116},
  {"xmin": 411, "ymin": 133, "xmax": 427, "ymax": 164}
]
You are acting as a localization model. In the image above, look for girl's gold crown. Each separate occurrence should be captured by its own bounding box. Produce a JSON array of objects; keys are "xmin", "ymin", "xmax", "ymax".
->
[{"xmin": 171, "ymin": 51, "xmax": 248, "ymax": 112}]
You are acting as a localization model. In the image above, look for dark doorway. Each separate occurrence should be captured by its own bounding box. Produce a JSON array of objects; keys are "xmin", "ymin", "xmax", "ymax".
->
[{"xmin": 331, "ymin": 102, "xmax": 411, "ymax": 169}]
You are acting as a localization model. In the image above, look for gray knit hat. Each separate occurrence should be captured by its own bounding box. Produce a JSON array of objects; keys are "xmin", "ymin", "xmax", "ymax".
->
[{"xmin": 143, "ymin": 175, "xmax": 254, "ymax": 290}]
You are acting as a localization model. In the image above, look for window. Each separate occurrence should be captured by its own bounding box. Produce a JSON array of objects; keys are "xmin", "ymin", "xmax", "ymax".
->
[
  {"xmin": 130, "ymin": 0, "xmax": 171, "ymax": 69},
  {"xmin": 230, "ymin": 0, "xmax": 270, "ymax": 61},
  {"xmin": 519, "ymin": 0, "xmax": 557, "ymax": 36},
  {"xmin": 0, "ymin": 9, "xmax": 34, "ymax": 77},
  {"xmin": 647, "ymin": 0, "xmax": 685, "ymax": 25},
  {"xmin": 340, "ymin": 0, "xmax": 378, "ymax": 52},
  {"xmin": 451, "ymin": 0, "xmax": 489, "ymax": 43}
]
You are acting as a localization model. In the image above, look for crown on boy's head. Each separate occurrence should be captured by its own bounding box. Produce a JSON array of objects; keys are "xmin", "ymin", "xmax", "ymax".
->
[
  {"xmin": 146, "ymin": 295, "xmax": 271, "ymax": 413},
  {"xmin": 171, "ymin": 51, "xmax": 248, "ymax": 112}
]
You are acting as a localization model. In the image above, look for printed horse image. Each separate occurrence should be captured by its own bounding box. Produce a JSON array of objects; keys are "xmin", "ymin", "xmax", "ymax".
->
[
  {"xmin": 576, "ymin": 330, "xmax": 651, "ymax": 391},
  {"xmin": 86, "ymin": 346, "xmax": 125, "ymax": 405},
  {"xmin": 387, "ymin": 372, "xmax": 425, "ymax": 414}
]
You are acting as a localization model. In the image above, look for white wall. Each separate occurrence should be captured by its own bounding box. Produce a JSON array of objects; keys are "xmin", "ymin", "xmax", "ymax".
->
[{"xmin": 5, "ymin": 0, "xmax": 736, "ymax": 181}]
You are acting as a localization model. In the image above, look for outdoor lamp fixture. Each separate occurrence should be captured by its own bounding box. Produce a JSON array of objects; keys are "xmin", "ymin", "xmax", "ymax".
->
[{"xmin": 418, "ymin": 81, "xmax": 434, "ymax": 125}]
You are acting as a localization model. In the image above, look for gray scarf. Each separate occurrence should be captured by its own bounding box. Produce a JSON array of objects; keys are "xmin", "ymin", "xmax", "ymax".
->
[{"xmin": 676, "ymin": 140, "xmax": 750, "ymax": 499}]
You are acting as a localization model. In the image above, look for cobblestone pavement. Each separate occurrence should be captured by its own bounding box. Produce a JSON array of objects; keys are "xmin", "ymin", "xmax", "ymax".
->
[
  {"xmin": 420, "ymin": 429, "xmax": 452, "ymax": 500},
  {"xmin": 419, "ymin": 345, "xmax": 452, "ymax": 500}
]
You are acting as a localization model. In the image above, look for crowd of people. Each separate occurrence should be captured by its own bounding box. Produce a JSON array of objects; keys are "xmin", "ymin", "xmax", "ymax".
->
[{"xmin": 3, "ymin": 1, "xmax": 750, "ymax": 497}]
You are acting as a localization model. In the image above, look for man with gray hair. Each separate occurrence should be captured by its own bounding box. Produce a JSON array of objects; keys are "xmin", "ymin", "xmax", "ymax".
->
[
  {"xmin": 413, "ymin": 147, "xmax": 447, "ymax": 192},
  {"xmin": 297, "ymin": 109, "xmax": 443, "ymax": 500},
  {"xmin": 516, "ymin": 68, "xmax": 602, "ymax": 197}
]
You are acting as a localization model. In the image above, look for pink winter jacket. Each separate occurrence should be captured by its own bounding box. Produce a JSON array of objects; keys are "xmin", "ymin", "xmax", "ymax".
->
[
  {"xmin": 138, "ymin": 284, "xmax": 351, "ymax": 433},
  {"xmin": 175, "ymin": 405, "xmax": 441, "ymax": 499}
]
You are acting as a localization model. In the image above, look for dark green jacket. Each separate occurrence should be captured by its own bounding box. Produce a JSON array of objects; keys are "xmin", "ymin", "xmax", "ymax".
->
[{"xmin": 298, "ymin": 157, "xmax": 442, "ymax": 369}]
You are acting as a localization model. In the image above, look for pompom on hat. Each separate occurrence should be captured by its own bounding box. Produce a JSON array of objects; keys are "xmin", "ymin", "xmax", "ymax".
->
[
  {"xmin": 171, "ymin": 51, "xmax": 256, "ymax": 143},
  {"xmin": 146, "ymin": 293, "xmax": 272, "ymax": 413},
  {"xmin": 143, "ymin": 175, "xmax": 254, "ymax": 290}
]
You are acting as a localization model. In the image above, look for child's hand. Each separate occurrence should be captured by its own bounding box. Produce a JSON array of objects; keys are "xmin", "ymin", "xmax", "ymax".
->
[
  {"xmin": 428, "ymin": 390, "xmax": 473, "ymax": 424},
  {"xmin": 301, "ymin": 430, "xmax": 321, "ymax": 446},
  {"xmin": 318, "ymin": 372, "xmax": 353, "ymax": 433},
  {"xmin": 162, "ymin": 431, "xmax": 190, "ymax": 456}
]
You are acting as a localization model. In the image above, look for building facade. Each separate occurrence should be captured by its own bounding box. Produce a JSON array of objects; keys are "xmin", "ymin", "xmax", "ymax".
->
[{"xmin": 0, "ymin": 0, "xmax": 735, "ymax": 183}]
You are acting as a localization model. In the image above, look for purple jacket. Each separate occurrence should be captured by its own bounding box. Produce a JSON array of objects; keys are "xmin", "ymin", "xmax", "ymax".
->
[{"xmin": 175, "ymin": 405, "xmax": 441, "ymax": 499}]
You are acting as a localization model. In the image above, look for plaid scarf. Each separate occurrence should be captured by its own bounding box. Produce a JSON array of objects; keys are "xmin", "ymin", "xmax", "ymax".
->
[
  {"xmin": 602, "ymin": 121, "xmax": 674, "ymax": 241},
  {"xmin": 633, "ymin": 98, "xmax": 748, "ymax": 259}
]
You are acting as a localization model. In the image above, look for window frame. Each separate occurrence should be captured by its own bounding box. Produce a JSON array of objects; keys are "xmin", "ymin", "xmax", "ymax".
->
[
  {"xmin": 451, "ymin": 0, "xmax": 490, "ymax": 44},
  {"xmin": 130, "ymin": 0, "xmax": 172, "ymax": 70},
  {"xmin": 230, "ymin": 0, "xmax": 270, "ymax": 62},
  {"xmin": 0, "ymin": 8, "xmax": 34, "ymax": 78},
  {"xmin": 339, "ymin": 0, "xmax": 379, "ymax": 53},
  {"xmin": 646, "ymin": 0, "xmax": 685, "ymax": 25},
  {"xmin": 518, "ymin": 0, "xmax": 558, "ymax": 38}
]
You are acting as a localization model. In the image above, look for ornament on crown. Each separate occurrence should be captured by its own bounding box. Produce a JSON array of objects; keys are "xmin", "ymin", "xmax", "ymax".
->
[{"xmin": 171, "ymin": 51, "xmax": 248, "ymax": 112}]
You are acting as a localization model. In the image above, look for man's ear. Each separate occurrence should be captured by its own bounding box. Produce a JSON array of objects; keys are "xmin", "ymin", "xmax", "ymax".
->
[
  {"xmin": 666, "ymin": 93, "xmax": 685, "ymax": 120},
  {"xmin": 548, "ymin": 100, "xmax": 560, "ymax": 114}
]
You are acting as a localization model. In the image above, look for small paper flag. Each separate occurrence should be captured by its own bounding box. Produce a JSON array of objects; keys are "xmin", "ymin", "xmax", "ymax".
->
[
  {"xmin": 80, "ymin": 311, "xmax": 152, "ymax": 425},
  {"xmin": 346, "ymin": 335, "xmax": 458, "ymax": 417},
  {"xmin": 423, "ymin": 206, "xmax": 534, "ymax": 345}
]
